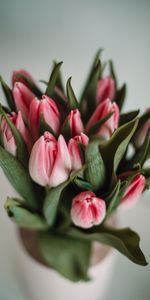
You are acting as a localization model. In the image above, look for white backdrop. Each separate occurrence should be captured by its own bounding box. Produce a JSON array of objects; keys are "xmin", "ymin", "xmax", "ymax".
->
[{"xmin": 0, "ymin": 0, "xmax": 150, "ymax": 299}]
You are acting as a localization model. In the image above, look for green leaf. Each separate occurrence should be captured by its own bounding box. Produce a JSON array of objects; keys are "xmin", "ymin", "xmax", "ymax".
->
[
  {"xmin": 66, "ymin": 77, "xmax": 79, "ymax": 109},
  {"xmin": 114, "ymin": 83, "xmax": 127, "ymax": 111},
  {"xmin": 137, "ymin": 110, "xmax": 150, "ymax": 132},
  {"xmin": 0, "ymin": 76, "xmax": 16, "ymax": 111},
  {"xmin": 38, "ymin": 231, "xmax": 91, "ymax": 281},
  {"xmin": 61, "ymin": 117, "xmax": 72, "ymax": 141},
  {"xmin": 56, "ymin": 186, "xmax": 76, "ymax": 231},
  {"xmin": 109, "ymin": 60, "xmax": 127, "ymax": 110},
  {"xmin": 43, "ymin": 180, "xmax": 70, "ymax": 226},
  {"xmin": 73, "ymin": 176, "xmax": 94, "ymax": 191},
  {"xmin": 100, "ymin": 119, "xmax": 139, "ymax": 176},
  {"xmin": 119, "ymin": 110, "xmax": 140, "ymax": 126},
  {"xmin": 0, "ymin": 105, "xmax": 28, "ymax": 167},
  {"xmin": 39, "ymin": 80, "xmax": 48, "ymax": 85},
  {"xmin": 46, "ymin": 62, "xmax": 63, "ymax": 97},
  {"xmin": 109, "ymin": 60, "xmax": 117, "ymax": 87},
  {"xmin": 56, "ymin": 207, "xmax": 72, "ymax": 231},
  {"xmin": 5, "ymin": 197, "xmax": 48, "ymax": 230},
  {"xmin": 18, "ymin": 74, "xmax": 42, "ymax": 98},
  {"xmin": 80, "ymin": 49, "xmax": 102, "ymax": 104},
  {"xmin": 68, "ymin": 226, "xmax": 148, "ymax": 266},
  {"xmin": 0, "ymin": 145, "xmax": 38, "ymax": 210},
  {"xmin": 106, "ymin": 180, "xmax": 129, "ymax": 216},
  {"xmin": 1, "ymin": 105, "xmax": 11, "ymax": 114},
  {"xmin": 113, "ymin": 119, "xmax": 138, "ymax": 172},
  {"xmin": 80, "ymin": 50, "xmax": 102, "ymax": 121},
  {"xmin": 70, "ymin": 167, "xmax": 85, "ymax": 182},
  {"xmin": 142, "ymin": 168, "xmax": 150, "ymax": 189},
  {"xmin": 130, "ymin": 130, "xmax": 150, "ymax": 167},
  {"xmin": 88, "ymin": 112, "xmax": 113, "ymax": 135},
  {"xmin": 81, "ymin": 60, "xmax": 101, "ymax": 122},
  {"xmin": 85, "ymin": 139, "xmax": 106, "ymax": 191},
  {"xmin": 52, "ymin": 60, "xmax": 64, "ymax": 92},
  {"xmin": 70, "ymin": 166, "xmax": 95, "ymax": 190},
  {"xmin": 106, "ymin": 180, "xmax": 121, "ymax": 214}
]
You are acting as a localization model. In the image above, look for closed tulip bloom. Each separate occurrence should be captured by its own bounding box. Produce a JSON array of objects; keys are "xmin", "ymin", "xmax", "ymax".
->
[
  {"xmin": 12, "ymin": 69, "xmax": 34, "ymax": 87},
  {"xmin": 68, "ymin": 133, "xmax": 89, "ymax": 170},
  {"xmin": 134, "ymin": 108, "xmax": 150, "ymax": 148},
  {"xmin": 86, "ymin": 98, "xmax": 119, "ymax": 139},
  {"xmin": 96, "ymin": 76, "xmax": 116, "ymax": 104},
  {"xmin": 13, "ymin": 82, "xmax": 35, "ymax": 122},
  {"xmin": 71, "ymin": 191, "xmax": 106, "ymax": 228},
  {"xmin": 0, "ymin": 111, "xmax": 32, "ymax": 156},
  {"xmin": 29, "ymin": 132, "xmax": 71, "ymax": 187},
  {"xmin": 120, "ymin": 174, "xmax": 146, "ymax": 209},
  {"xmin": 29, "ymin": 96, "xmax": 60, "ymax": 141},
  {"xmin": 67, "ymin": 109, "xmax": 84, "ymax": 137}
]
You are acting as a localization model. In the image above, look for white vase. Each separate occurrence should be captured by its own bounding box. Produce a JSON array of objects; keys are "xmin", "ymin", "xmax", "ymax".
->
[{"xmin": 14, "ymin": 229, "xmax": 117, "ymax": 300}]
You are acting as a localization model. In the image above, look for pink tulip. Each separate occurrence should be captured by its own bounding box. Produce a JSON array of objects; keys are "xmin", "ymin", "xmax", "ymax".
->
[
  {"xmin": 96, "ymin": 76, "xmax": 116, "ymax": 104},
  {"xmin": 0, "ymin": 111, "xmax": 32, "ymax": 156},
  {"xmin": 29, "ymin": 132, "xmax": 71, "ymax": 187},
  {"xmin": 120, "ymin": 174, "xmax": 146, "ymax": 209},
  {"xmin": 29, "ymin": 96, "xmax": 60, "ymax": 141},
  {"xmin": 13, "ymin": 82, "xmax": 35, "ymax": 122},
  {"xmin": 67, "ymin": 109, "xmax": 84, "ymax": 137},
  {"xmin": 134, "ymin": 108, "xmax": 150, "ymax": 148},
  {"xmin": 86, "ymin": 98, "xmax": 119, "ymax": 139},
  {"xmin": 68, "ymin": 133, "xmax": 89, "ymax": 170},
  {"xmin": 12, "ymin": 69, "xmax": 34, "ymax": 87},
  {"xmin": 71, "ymin": 191, "xmax": 106, "ymax": 228}
]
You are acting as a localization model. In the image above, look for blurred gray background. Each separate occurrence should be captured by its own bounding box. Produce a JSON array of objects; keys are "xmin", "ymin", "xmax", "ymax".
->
[{"xmin": 0, "ymin": 0, "xmax": 150, "ymax": 299}]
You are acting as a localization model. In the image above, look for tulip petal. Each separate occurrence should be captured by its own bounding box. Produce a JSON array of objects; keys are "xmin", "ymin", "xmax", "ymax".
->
[
  {"xmin": 96, "ymin": 76, "xmax": 116, "ymax": 104},
  {"xmin": 13, "ymin": 82, "xmax": 34, "ymax": 122},
  {"xmin": 68, "ymin": 109, "xmax": 84, "ymax": 137},
  {"xmin": 29, "ymin": 136, "xmax": 50, "ymax": 186},
  {"xmin": 120, "ymin": 175, "xmax": 146, "ymax": 209},
  {"xmin": 68, "ymin": 138, "xmax": 83, "ymax": 170},
  {"xmin": 49, "ymin": 135, "xmax": 71, "ymax": 187}
]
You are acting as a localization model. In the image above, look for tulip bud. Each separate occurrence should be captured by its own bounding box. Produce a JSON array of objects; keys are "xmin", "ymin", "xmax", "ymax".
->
[
  {"xmin": 71, "ymin": 191, "xmax": 106, "ymax": 228},
  {"xmin": 68, "ymin": 133, "xmax": 89, "ymax": 170},
  {"xmin": 29, "ymin": 96, "xmax": 60, "ymax": 141},
  {"xmin": 120, "ymin": 174, "xmax": 146, "ymax": 209},
  {"xmin": 0, "ymin": 111, "xmax": 32, "ymax": 156},
  {"xmin": 134, "ymin": 108, "xmax": 150, "ymax": 148},
  {"xmin": 12, "ymin": 69, "xmax": 34, "ymax": 87},
  {"xmin": 86, "ymin": 98, "xmax": 119, "ymax": 139},
  {"xmin": 13, "ymin": 82, "xmax": 35, "ymax": 122},
  {"xmin": 67, "ymin": 109, "xmax": 84, "ymax": 137},
  {"xmin": 96, "ymin": 76, "xmax": 116, "ymax": 104},
  {"xmin": 29, "ymin": 132, "xmax": 71, "ymax": 187}
]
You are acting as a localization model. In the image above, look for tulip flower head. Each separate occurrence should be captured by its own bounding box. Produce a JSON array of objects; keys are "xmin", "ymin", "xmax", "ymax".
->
[
  {"xmin": 13, "ymin": 82, "xmax": 35, "ymax": 122},
  {"xmin": 86, "ymin": 98, "xmax": 119, "ymax": 139},
  {"xmin": 96, "ymin": 76, "xmax": 116, "ymax": 104},
  {"xmin": 0, "ymin": 111, "xmax": 32, "ymax": 156},
  {"xmin": 120, "ymin": 174, "xmax": 146, "ymax": 209},
  {"xmin": 68, "ymin": 133, "xmax": 89, "ymax": 170},
  {"xmin": 67, "ymin": 109, "xmax": 84, "ymax": 137},
  {"xmin": 71, "ymin": 191, "xmax": 106, "ymax": 228},
  {"xmin": 0, "ymin": 54, "xmax": 149, "ymax": 278},
  {"xmin": 12, "ymin": 69, "xmax": 34, "ymax": 87},
  {"xmin": 29, "ymin": 132, "xmax": 71, "ymax": 187},
  {"xmin": 29, "ymin": 96, "xmax": 60, "ymax": 140}
]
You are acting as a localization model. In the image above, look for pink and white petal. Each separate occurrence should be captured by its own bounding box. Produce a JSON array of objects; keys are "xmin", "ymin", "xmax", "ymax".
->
[
  {"xmin": 29, "ymin": 136, "xmax": 49, "ymax": 186},
  {"xmin": 49, "ymin": 135, "xmax": 71, "ymax": 187}
]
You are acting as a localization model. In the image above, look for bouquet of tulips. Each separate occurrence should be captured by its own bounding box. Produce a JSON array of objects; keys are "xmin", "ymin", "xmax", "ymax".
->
[{"xmin": 0, "ymin": 50, "xmax": 149, "ymax": 281}]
